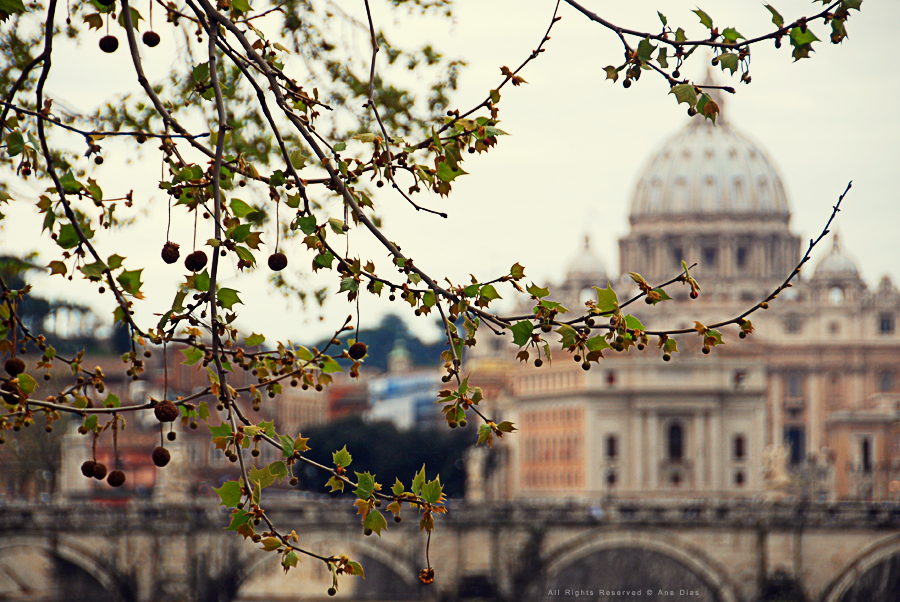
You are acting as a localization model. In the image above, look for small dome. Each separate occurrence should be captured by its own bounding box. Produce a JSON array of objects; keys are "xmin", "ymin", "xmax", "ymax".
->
[
  {"xmin": 630, "ymin": 102, "xmax": 789, "ymax": 221},
  {"xmin": 814, "ymin": 234, "xmax": 859, "ymax": 278},
  {"xmin": 567, "ymin": 235, "xmax": 607, "ymax": 281}
]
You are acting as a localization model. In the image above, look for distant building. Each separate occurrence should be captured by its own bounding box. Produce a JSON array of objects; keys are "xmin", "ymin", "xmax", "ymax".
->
[
  {"xmin": 475, "ymin": 91, "xmax": 900, "ymax": 502},
  {"xmin": 367, "ymin": 339, "xmax": 444, "ymax": 429}
]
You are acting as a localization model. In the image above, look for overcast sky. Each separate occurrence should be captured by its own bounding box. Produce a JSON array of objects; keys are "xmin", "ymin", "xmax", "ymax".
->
[{"xmin": 1, "ymin": 0, "xmax": 898, "ymax": 346}]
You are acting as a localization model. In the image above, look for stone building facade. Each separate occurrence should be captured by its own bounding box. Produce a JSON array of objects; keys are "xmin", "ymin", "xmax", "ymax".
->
[{"xmin": 479, "ymin": 98, "xmax": 900, "ymax": 502}]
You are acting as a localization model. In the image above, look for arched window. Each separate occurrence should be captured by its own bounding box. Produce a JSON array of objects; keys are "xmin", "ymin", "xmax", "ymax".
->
[
  {"xmin": 606, "ymin": 435, "xmax": 618, "ymax": 459},
  {"xmin": 668, "ymin": 423, "xmax": 684, "ymax": 461},
  {"xmin": 733, "ymin": 435, "xmax": 746, "ymax": 460},
  {"xmin": 829, "ymin": 286, "xmax": 844, "ymax": 305}
]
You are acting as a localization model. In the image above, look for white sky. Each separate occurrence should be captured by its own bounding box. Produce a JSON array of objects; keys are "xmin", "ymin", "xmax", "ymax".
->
[{"xmin": 1, "ymin": 0, "xmax": 897, "ymax": 346}]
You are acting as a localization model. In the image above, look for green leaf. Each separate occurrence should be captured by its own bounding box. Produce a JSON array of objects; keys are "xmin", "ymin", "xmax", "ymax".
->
[
  {"xmin": 321, "ymin": 356, "xmax": 343, "ymax": 373},
  {"xmin": 363, "ymin": 508, "xmax": 387, "ymax": 537},
  {"xmin": 329, "ymin": 218, "xmax": 346, "ymax": 235},
  {"xmin": 436, "ymin": 161, "xmax": 467, "ymax": 183},
  {"xmin": 279, "ymin": 434, "xmax": 295, "ymax": 458},
  {"xmin": 192, "ymin": 62, "xmax": 210, "ymax": 82},
  {"xmin": 603, "ymin": 65, "xmax": 619, "ymax": 83},
  {"xmin": 281, "ymin": 550, "xmax": 299, "ymax": 572},
  {"xmin": 555, "ymin": 324, "xmax": 578, "ymax": 348},
  {"xmin": 116, "ymin": 269, "xmax": 143, "ymax": 296},
  {"xmin": 214, "ymin": 480, "xmax": 242, "ymax": 507},
  {"xmin": 624, "ymin": 314, "xmax": 645, "ymax": 331},
  {"xmin": 790, "ymin": 26, "xmax": 820, "ymax": 46},
  {"xmin": 722, "ymin": 27, "xmax": 744, "ymax": 43},
  {"xmin": 82, "ymin": 414, "xmax": 98, "ymax": 432},
  {"xmin": 657, "ymin": 11, "xmax": 667, "ymax": 26},
  {"xmin": 82, "ymin": 12, "xmax": 102, "ymax": 29},
  {"xmin": 696, "ymin": 93, "xmax": 720, "ymax": 124},
  {"xmin": 249, "ymin": 465, "xmax": 276, "ymax": 489},
  {"xmin": 296, "ymin": 215, "xmax": 316, "ymax": 235},
  {"xmin": 269, "ymin": 170, "xmax": 286, "ymax": 188},
  {"xmin": 107, "ymin": 254, "xmax": 125, "ymax": 270},
  {"xmin": 208, "ymin": 423, "xmax": 233, "ymax": 440},
  {"xmin": 669, "ymin": 84, "xmax": 698, "ymax": 107},
  {"xmin": 479, "ymin": 284, "xmax": 501, "ymax": 302},
  {"xmin": 175, "ymin": 165, "xmax": 203, "ymax": 182},
  {"xmin": 764, "ymin": 4, "xmax": 783, "ymax": 27},
  {"xmin": 422, "ymin": 290, "xmax": 436, "ymax": 308},
  {"xmin": 692, "ymin": 8, "xmax": 713, "ymax": 29},
  {"xmin": 716, "ymin": 52, "xmax": 739, "ymax": 75},
  {"xmin": 325, "ymin": 476, "xmax": 344, "ymax": 493},
  {"xmin": 586, "ymin": 335, "xmax": 611, "ymax": 352},
  {"xmin": 0, "ymin": 0, "xmax": 26, "ymax": 19},
  {"xmin": 289, "ymin": 149, "xmax": 310, "ymax": 169},
  {"xmin": 593, "ymin": 283, "xmax": 619, "ymax": 313},
  {"xmin": 104, "ymin": 393, "xmax": 120, "ymax": 408},
  {"xmin": 55, "ymin": 224, "xmax": 81, "ymax": 249},
  {"xmin": 333, "ymin": 141, "xmax": 347, "ymax": 152},
  {"xmin": 489, "ymin": 89, "xmax": 500, "ymax": 103},
  {"xmin": 411, "ymin": 465, "xmax": 426, "ymax": 496},
  {"xmin": 637, "ymin": 37, "xmax": 657, "ymax": 62},
  {"xmin": 656, "ymin": 47, "xmax": 668, "ymax": 69},
  {"xmin": 422, "ymin": 477, "xmax": 442, "ymax": 504},
  {"xmin": 392, "ymin": 478, "xmax": 405, "ymax": 496},
  {"xmin": 313, "ymin": 252, "xmax": 335, "ymax": 271},
  {"xmin": 244, "ymin": 333, "xmax": 265, "ymax": 347},
  {"xmin": 526, "ymin": 283, "xmax": 549, "ymax": 298},
  {"xmin": 230, "ymin": 198, "xmax": 255, "ymax": 218},
  {"xmin": 59, "ymin": 170, "xmax": 83, "ymax": 193},
  {"xmin": 5, "ymin": 131, "xmax": 24, "ymax": 156},
  {"xmin": 116, "ymin": 6, "xmax": 142, "ymax": 30},
  {"xmin": 217, "ymin": 288, "xmax": 242, "ymax": 310},
  {"xmin": 354, "ymin": 471, "xmax": 375, "ymax": 499},
  {"xmin": 649, "ymin": 287, "xmax": 673, "ymax": 305},
  {"xmin": 509, "ymin": 321, "xmax": 535, "ymax": 348},
  {"xmin": 190, "ymin": 269, "xmax": 211, "ymax": 292},
  {"xmin": 181, "ymin": 346, "xmax": 203, "ymax": 366},
  {"xmin": 47, "ymin": 261, "xmax": 67, "ymax": 276},
  {"xmin": 477, "ymin": 423, "xmax": 492, "ymax": 446},
  {"xmin": 664, "ymin": 338, "xmax": 679, "ymax": 353},
  {"xmin": 79, "ymin": 260, "xmax": 107, "ymax": 282},
  {"xmin": 16, "ymin": 373, "xmax": 36, "ymax": 395},
  {"xmin": 333, "ymin": 445, "xmax": 352, "ymax": 468},
  {"xmin": 260, "ymin": 537, "xmax": 281, "ymax": 552}
]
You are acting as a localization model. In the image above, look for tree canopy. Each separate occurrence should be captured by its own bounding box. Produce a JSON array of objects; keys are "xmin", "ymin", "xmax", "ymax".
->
[{"xmin": 0, "ymin": 0, "xmax": 863, "ymax": 594}]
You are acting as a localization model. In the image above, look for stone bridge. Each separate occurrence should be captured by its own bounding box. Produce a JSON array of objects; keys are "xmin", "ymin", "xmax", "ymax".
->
[{"xmin": 1, "ymin": 499, "xmax": 899, "ymax": 602}]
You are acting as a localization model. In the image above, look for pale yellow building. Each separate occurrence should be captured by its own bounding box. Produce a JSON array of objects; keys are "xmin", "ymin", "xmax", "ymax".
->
[{"xmin": 477, "ymin": 98, "xmax": 900, "ymax": 502}]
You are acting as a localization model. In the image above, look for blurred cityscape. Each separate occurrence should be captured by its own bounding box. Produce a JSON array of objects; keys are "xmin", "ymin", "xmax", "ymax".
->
[{"xmin": 3, "ymin": 93, "xmax": 900, "ymax": 601}]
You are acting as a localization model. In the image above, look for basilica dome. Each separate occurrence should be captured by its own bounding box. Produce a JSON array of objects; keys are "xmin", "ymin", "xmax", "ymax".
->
[
  {"xmin": 629, "ymin": 111, "xmax": 789, "ymax": 221},
  {"xmin": 813, "ymin": 233, "xmax": 859, "ymax": 278}
]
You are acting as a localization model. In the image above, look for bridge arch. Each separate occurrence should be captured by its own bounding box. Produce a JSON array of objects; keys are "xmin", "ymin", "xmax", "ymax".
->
[
  {"xmin": 821, "ymin": 533, "xmax": 900, "ymax": 602},
  {"xmin": 0, "ymin": 533, "xmax": 133, "ymax": 601},
  {"xmin": 232, "ymin": 530, "xmax": 436, "ymax": 601},
  {"xmin": 537, "ymin": 528, "xmax": 739, "ymax": 602}
]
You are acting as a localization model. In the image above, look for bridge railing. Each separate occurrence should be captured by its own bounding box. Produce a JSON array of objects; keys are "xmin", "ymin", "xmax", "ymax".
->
[{"xmin": 3, "ymin": 498, "xmax": 900, "ymax": 531}]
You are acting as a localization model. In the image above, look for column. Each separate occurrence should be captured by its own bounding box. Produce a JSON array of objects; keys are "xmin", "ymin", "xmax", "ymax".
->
[
  {"xmin": 710, "ymin": 408, "xmax": 722, "ymax": 492},
  {"xmin": 630, "ymin": 408, "xmax": 643, "ymax": 491},
  {"xmin": 648, "ymin": 411, "xmax": 659, "ymax": 489},
  {"xmin": 809, "ymin": 371, "xmax": 822, "ymax": 454},
  {"xmin": 723, "ymin": 236, "xmax": 735, "ymax": 280},
  {"xmin": 852, "ymin": 370, "xmax": 865, "ymax": 408},
  {"xmin": 693, "ymin": 413, "xmax": 705, "ymax": 491},
  {"xmin": 771, "ymin": 372, "xmax": 784, "ymax": 450}
]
